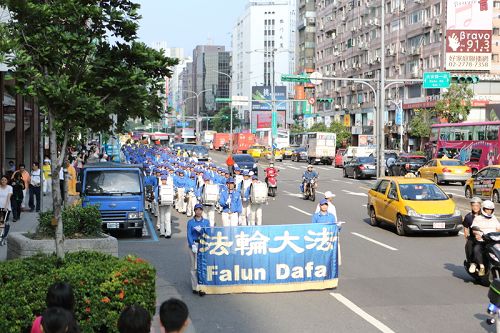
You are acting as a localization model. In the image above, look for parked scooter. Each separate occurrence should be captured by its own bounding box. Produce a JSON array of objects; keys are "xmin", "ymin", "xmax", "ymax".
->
[{"xmin": 464, "ymin": 228, "xmax": 500, "ymax": 286}]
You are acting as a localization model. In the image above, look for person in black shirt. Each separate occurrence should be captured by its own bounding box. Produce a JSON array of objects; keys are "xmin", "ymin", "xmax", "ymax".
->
[{"xmin": 463, "ymin": 197, "xmax": 482, "ymax": 266}]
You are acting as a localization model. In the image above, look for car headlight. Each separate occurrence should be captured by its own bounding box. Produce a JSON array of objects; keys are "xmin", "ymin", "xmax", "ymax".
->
[
  {"xmin": 253, "ymin": 163, "xmax": 257, "ymax": 168},
  {"xmin": 405, "ymin": 206, "xmax": 421, "ymax": 217},
  {"xmin": 128, "ymin": 212, "xmax": 143, "ymax": 219},
  {"xmin": 490, "ymin": 252, "xmax": 500, "ymax": 262},
  {"xmin": 453, "ymin": 209, "xmax": 462, "ymax": 217},
  {"xmin": 234, "ymin": 163, "xmax": 238, "ymax": 168}
]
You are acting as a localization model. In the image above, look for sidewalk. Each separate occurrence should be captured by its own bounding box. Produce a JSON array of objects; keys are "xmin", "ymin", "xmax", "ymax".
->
[{"xmin": 0, "ymin": 193, "xmax": 54, "ymax": 261}]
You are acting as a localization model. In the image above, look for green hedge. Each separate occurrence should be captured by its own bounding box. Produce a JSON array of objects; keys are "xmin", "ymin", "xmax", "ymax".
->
[
  {"xmin": 36, "ymin": 205, "xmax": 102, "ymax": 238},
  {"xmin": 0, "ymin": 252, "xmax": 156, "ymax": 333}
]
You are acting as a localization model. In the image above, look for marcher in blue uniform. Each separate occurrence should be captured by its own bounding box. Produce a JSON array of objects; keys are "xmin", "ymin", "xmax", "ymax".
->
[
  {"xmin": 219, "ymin": 177, "xmax": 242, "ymax": 227},
  {"xmin": 312, "ymin": 199, "xmax": 336, "ymax": 223},
  {"xmin": 187, "ymin": 203, "xmax": 210, "ymax": 296}
]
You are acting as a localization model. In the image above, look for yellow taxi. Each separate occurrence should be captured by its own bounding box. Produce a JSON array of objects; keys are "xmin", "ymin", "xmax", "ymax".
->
[
  {"xmin": 261, "ymin": 147, "xmax": 283, "ymax": 162},
  {"xmin": 464, "ymin": 165, "xmax": 500, "ymax": 202},
  {"xmin": 247, "ymin": 145, "xmax": 266, "ymax": 158},
  {"xmin": 282, "ymin": 146, "xmax": 295, "ymax": 159},
  {"xmin": 367, "ymin": 175, "xmax": 462, "ymax": 236},
  {"xmin": 417, "ymin": 158, "xmax": 472, "ymax": 185}
]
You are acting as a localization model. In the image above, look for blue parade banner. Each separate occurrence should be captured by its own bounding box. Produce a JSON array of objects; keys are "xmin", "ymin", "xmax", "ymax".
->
[{"xmin": 197, "ymin": 223, "xmax": 339, "ymax": 294}]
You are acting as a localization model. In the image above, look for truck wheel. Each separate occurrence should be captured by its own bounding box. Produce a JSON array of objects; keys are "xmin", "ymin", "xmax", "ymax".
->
[{"xmin": 134, "ymin": 228, "xmax": 143, "ymax": 238}]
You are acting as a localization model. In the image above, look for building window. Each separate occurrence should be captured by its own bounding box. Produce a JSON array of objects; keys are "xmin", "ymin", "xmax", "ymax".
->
[
  {"xmin": 493, "ymin": 54, "xmax": 499, "ymax": 62},
  {"xmin": 408, "ymin": 10, "xmax": 423, "ymax": 25},
  {"xmin": 433, "ymin": 3, "xmax": 441, "ymax": 15}
]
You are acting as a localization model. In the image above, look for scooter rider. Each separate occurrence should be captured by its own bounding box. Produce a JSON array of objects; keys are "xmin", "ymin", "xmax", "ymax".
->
[
  {"xmin": 187, "ymin": 203, "xmax": 210, "ymax": 296},
  {"xmin": 302, "ymin": 164, "xmax": 318, "ymax": 193},
  {"xmin": 219, "ymin": 177, "xmax": 242, "ymax": 227},
  {"xmin": 463, "ymin": 197, "xmax": 482, "ymax": 267},
  {"xmin": 470, "ymin": 200, "xmax": 500, "ymax": 276},
  {"xmin": 264, "ymin": 162, "xmax": 277, "ymax": 185}
]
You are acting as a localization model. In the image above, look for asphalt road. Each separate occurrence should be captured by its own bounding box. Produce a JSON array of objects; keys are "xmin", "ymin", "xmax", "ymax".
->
[{"xmin": 118, "ymin": 151, "xmax": 494, "ymax": 333}]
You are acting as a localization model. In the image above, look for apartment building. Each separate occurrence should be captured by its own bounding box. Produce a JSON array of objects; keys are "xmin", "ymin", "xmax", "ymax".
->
[{"xmin": 311, "ymin": 0, "xmax": 500, "ymax": 150}]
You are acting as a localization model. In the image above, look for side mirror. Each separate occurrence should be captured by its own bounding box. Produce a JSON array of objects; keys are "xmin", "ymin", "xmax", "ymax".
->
[
  {"xmin": 447, "ymin": 193, "xmax": 453, "ymax": 199},
  {"xmin": 388, "ymin": 192, "xmax": 398, "ymax": 200}
]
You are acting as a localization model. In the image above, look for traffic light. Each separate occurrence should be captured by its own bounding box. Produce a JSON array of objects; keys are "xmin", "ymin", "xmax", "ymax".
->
[
  {"xmin": 317, "ymin": 98, "xmax": 333, "ymax": 103},
  {"xmin": 451, "ymin": 75, "xmax": 479, "ymax": 84}
]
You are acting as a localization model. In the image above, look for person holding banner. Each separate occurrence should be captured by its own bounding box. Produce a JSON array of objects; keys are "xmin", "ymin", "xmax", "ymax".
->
[
  {"xmin": 187, "ymin": 203, "xmax": 210, "ymax": 296},
  {"xmin": 314, "ymin": 190, "xmax": 337, "ymax": 221},
  {"xmin": 312, "ymin": 199, "xmax": 337, "ymax": 224},
  {"xmin": 219, "ymin": 177, "xmax": 242, "ymax": 227}
]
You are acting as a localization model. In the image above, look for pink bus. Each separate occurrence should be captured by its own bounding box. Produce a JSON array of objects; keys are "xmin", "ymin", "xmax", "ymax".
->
[{"xmin": 429, "ymin": 121, "xmax": 500, "ymax": 173}]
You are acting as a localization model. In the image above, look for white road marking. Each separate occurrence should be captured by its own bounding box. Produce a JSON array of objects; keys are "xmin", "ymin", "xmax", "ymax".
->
[
  {"xmin": 288, "ymin": 205, "xmax": 312, "ymax": 216},
  {"xmin": 287, "ymin": 165, "xmax": 300, "ymax": 170},
  {"xmin": 362, "ymin": 204, "xmax": 367, "ymax": 207},
  {"xmin": 330, "ymin": 293, "xmax": 396, "ymax": 333},
  {"xmin": 283, "ymin": 190, "xmax": 303, "ymax": 198},
  {"xmin": 342, "ymin": 189, "xmax": 368, "ymax": 197},
  {"xmin": 351, "ymin": 232, "xmax": 398, "ymax": 251},
  {"xmin": 317, "ymin": 166, "xmax": 331, "ymax": 171}
]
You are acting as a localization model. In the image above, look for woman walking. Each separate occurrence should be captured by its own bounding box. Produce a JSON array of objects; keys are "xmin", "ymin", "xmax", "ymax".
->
[
  {"xmin": 0, "ymin": 176, "xmax": 13, "ymax": 222},
  {"xmin": 10, "ymin": 172, "xmax": 24, "ymax": 222}
]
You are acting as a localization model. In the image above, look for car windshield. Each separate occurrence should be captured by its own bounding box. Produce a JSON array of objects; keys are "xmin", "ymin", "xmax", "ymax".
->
[
  {"xmin": 234, "ymin": 155, "xmax": 255, "ymax": 162},
  {"xmin": 440, "ymin": 160, "xmax": 463, "ymax": 166},
  {"xmin": 250, "ymin": 146, "xmax": 264, "ymax": 149},
  {"xmin": 359, "ymin": 156, "xmax": 375, "ymax": 163},
  {"xmin": 191, "ymin": 146, "xmax": 208, "ymax": 153},
  {"xmin": 85, "ymin": 170, "xmax": 141, "ymax": 195},
  {"xmin": 399, "ymin": 183, "xmax": 448, "ymax": 201}
]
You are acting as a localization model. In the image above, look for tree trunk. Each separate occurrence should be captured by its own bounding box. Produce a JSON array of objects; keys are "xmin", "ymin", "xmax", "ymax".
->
[{"xmin": 48, "ymin": 109, "xmax": 67, "ymax": 259}]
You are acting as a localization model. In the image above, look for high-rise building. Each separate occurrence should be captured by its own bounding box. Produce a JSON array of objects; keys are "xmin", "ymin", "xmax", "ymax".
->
[
  {"xmin": 231, "ymin": 0, "xmax": 296, "ymax": 130},
  {"xmin": 312, "ymin": 0, "xmax": 500, "ymax": 150},
  {"xmin": 191, "ymin": 45, "xmax": 231, "ymax": 121}
]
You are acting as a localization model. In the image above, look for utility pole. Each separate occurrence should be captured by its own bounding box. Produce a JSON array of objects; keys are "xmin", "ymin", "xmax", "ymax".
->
[
  {"xmin": 271, "ymin": 48, "xmax": 276, "ymax": 163},
  {"xmin": 378, "ymin": 0, "xmax": 386, "ymax": 178}
]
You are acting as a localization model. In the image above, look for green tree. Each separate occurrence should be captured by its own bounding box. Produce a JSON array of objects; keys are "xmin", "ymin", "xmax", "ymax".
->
[
  {"xmin": 290, "ymin": 123, "xmax": 306, "ymax": 133},
  {"xmin": 434, "ymin": 83, "xmax": 474, "ymax": 123},
  {"xmin": 308, "ymin": 122, "xmax": 328, "ymax": 132},
  {"xmin": 0, "ymin": 0, "xmax": 177, "ymax": 258},
  {"xmin": 329, "ymin": 121, "xmax": 351, "ymax": 148},
  {"xmin": 409, "ymin": 108, "xmax": 435, "ymax": 150},
  {"xmin": 212, "ymin": 107, "xmax": 240, "ymax": 132}
]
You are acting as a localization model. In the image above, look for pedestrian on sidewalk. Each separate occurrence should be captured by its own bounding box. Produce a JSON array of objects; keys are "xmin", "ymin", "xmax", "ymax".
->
[
  {"xmin": 66, "ymin": 160, "xmax": 78, "ymax": 196},
  {"xmin": 12, "ymin": 164, "xmax": 30, "ymax": 209},
  {"xmin": 0, "ymin": 176, "xmax": 13, "ymax": 222},
  {"xmin": 10, "ymin": 172, "xmax": 24, "ymax": 221},
  {"xmin": 159, "ymin": 298, "xmax": 190, "ymax": 333},
  {"xmin": 42, "ymin": 159, "xmax": 52, "ymax": 196},
  {"xmin": 29, "ymin": 162, "xmax": 42, "ymax": 212}
]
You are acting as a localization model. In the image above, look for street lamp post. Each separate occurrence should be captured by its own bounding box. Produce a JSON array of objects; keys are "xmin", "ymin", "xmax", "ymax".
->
[
  {"xmin": 213, "ymin": 70, "xmax": 233, "ymax": 153},
  {"xmin": 184, "ymin": 89, "xmax": 211, "ymax": 144},
  {"xmin": 378, "ymin": 0, "xmax": 387, "ymax": 177}
]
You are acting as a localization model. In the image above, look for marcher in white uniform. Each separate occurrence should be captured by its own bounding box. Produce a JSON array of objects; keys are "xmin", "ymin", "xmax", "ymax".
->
[
  {"xmin": 314, "ymin": 191, "xmax": 337, "ymax": 221},
  {"xmin": 239, "ymin": 171, "xmax": 252, "ymax": 226},
  {"xmin": 158, "ymin": 175, "xmax": 173, "ymax": 238},
  {"xmin": 247, "ymin": 175, "xmax": 266, "ymax": 226},
  {"xmin": 198, "ymin": 175, "xmax": 218, "ymax": 227}
]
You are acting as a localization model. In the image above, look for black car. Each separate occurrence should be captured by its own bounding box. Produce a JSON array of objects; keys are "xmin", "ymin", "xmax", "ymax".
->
[
  {"xmin": 233, "ymin": 154, "xmax": 258, "ymax": 175},
  {"xmin": 291, "ymin": 147, "xmax": 308, "ymax": 162},
  {"xmin": 343, "ymin": 156, "xmax": 376, "ymax": 179},
  {"xmin": 388, "ymin": 155, "xmax": 427, "ymax": 176}
]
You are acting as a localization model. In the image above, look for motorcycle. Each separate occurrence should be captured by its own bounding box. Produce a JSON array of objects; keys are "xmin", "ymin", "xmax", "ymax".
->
[
  {"xmin": 265, "ymin": 168, "xmax": 279, "ymax": 197},
  {"xmin": 303, "ymin": 178, "xmax": 317, "ymax": 201},
  {"xmin": 464, "ymin": 228, "xmax": 500, "ymax": 286},
  {"xmin": 486, "ymin": 279, "xmax": 500, "ymax": 332}
]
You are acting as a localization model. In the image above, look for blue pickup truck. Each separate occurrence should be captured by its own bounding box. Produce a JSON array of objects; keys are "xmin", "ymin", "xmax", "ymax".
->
[{"xmin": 80, "ymin": 162, "xmax": 145, "ymax": 237}]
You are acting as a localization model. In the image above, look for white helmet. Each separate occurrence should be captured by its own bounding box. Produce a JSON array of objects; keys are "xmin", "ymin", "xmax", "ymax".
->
[
  {"xmin": 307, "ymin": 164, "xmax": 313, "ymax": 168},
  {"xmin": 481, "ymin": 200, "xmax": 495, "ymax": 218},
  {"xmin": 324, "ymin": 191, "xmax": 335, "ymax": 199}
]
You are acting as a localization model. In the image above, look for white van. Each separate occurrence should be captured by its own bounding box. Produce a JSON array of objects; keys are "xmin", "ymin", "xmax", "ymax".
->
[{"xmin": 342, "ymin": 146, "xmax": 376, "ymax": 166}]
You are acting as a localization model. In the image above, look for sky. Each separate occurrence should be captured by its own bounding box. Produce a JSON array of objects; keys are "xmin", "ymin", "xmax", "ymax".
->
[{"xmin": 136, "ymin": 0, "xmax": 248, "ymax": 55}]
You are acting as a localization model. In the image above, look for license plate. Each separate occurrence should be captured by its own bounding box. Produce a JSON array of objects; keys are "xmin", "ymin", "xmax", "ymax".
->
[
  {"xmin": 367, "ymin": 165, "xmax": 375, "ymax": 169},
  {"xmin": 433, "ymin": 222, "xmax": 446, "ymax": 229},
  {"xmin": 107, "ymin": 223, "xmax": 120, "ymax": 229}
]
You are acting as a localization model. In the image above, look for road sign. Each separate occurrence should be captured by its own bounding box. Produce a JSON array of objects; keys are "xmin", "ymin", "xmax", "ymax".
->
[
  {"xmin": 231, "ymin": 95, "xmax": 249, "ymax": 106},
  {"xmin": 308, "ymin": 97, "xmax": 315, "ymax": 105},
  {"xmin": 423, "ymin": 72, "xmax": 451, "ymax": 89},
  {"xmin": 215, "ymin": 98, "xmax": 231, "ymax": 103},
  {"xmin": 176, "ymin": 121, "xmax": 189, "ymax": 127},
  {"xmin": 309, "ymin": 71, "xmax": 323, "ymax": 85},
  {"xmin": 281, "ymin": 74, "xmax": 310, "ymax": 83}
]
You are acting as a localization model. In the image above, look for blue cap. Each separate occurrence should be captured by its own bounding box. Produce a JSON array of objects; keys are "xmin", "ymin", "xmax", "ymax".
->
[
  {"xmin": 243, "ymin": 170, "xmax": 249, "ymax": 176},
  {"xmin": 252, "ymin": 175, "xmax": 258, "ymax": 180},
  {"xmin": 203, "ymin": 175, "xmax": 210, "ymax": 181},
  {"xmin": 227, "ymin": 177, "xmax": 235, "ymax": 183},
  {"xmin": 194, "ymin": 203, "xmax": 204, "ymax": 210},
  {"xmin": 161, "ymin": 175, "xmax": 168, "ymax": 180},
  {"xmin": 320, "ymin": 198, "xmax": 329, "ymax": 206}
]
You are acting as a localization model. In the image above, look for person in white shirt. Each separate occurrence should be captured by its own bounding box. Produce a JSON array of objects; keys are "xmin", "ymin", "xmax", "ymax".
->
[
  {"xmin": 470, "ymin": 200, "xmax": 500, "ymax": 276},
  {"xmin": 0, "ymin": 176, "xmax": 13, "ymax": 221},
  {"xmin": 29, "ymin": 162, "xmax": 42, "ymax": 212},
  {"xmin": 314, "ymin": 191, "xmax": 337, "ymax": 221}
]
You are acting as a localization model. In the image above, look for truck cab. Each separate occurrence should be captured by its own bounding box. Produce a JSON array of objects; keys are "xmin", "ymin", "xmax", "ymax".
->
[{"xmin": 80, "ymin": 162, "xmax": 145, "ymax": 237}]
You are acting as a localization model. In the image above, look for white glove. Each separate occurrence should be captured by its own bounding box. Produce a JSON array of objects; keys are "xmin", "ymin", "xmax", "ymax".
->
[
  {"xmin": 191, "ymin": 244, "xmax": 198, "ymax": 253},
  {"xmin": 194, "ymin": 225, "xmax": 202, "ymax": 232}
]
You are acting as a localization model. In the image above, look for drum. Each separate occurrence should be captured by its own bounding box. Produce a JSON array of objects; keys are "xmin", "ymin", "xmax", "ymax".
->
[
  {"xmin": 159, "ymin": 184, "xmax": 174, "ymax": 206},
  {"xmin": 250, "ymin": 183, "xmax": 268, "ymax": 204},
  {"xmin": 202, "ymin": 184, "xmax": 219, "ymax": 205}
]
